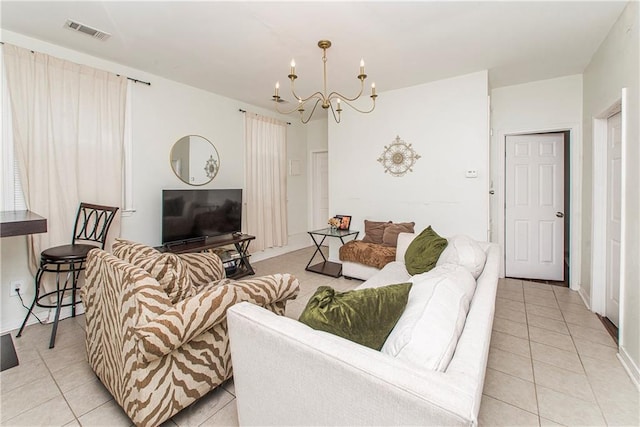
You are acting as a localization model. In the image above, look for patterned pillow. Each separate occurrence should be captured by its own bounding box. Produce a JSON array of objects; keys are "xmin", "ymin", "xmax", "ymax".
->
[{"xmin": 113, "ymin": 239, "xmax": 194, "ymax": 304}]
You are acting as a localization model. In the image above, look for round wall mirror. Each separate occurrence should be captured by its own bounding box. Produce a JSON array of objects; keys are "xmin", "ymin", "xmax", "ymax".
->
[{"xmin": 170, "ymin": 135, "xmax": 220, "ymax": 186}]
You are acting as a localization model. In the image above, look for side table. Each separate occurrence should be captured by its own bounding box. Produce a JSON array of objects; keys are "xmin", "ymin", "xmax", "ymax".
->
[{"xmin": 306, "ymin": 227, "xmax": 359, "ymax": 277}]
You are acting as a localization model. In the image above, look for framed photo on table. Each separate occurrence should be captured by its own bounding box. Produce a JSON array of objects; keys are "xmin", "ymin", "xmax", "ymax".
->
[{"xmin": 334, "ymin": 215, "xmax": 352, "ymax": 230}]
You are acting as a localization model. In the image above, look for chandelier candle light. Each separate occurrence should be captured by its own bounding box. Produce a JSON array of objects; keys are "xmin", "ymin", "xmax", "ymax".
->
[{"xmin": 272, "ymin": 40, "xmax": 377, "ymax": 124}]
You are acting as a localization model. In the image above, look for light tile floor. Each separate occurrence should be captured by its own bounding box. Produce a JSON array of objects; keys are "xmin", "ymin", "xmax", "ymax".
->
[{"xmin": 1, "ymin": 247, "xmax": 638, "ymax": 426}]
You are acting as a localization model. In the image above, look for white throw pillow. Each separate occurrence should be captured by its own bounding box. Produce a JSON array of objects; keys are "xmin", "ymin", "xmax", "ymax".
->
[
  {"xmin": 356, "ymin": 261, "xmax": 411, "ymax": 290},
  {"xmin": 381, "ymin": 264, "xmax": 476, "ymax": 372},
  {"xmin": 436, "ymin": 235, "xmax": 487, "ymax": 279}
]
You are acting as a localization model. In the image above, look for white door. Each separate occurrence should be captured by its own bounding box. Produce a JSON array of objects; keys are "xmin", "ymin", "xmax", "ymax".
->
[
  {"xmin": 606, "ymin": 112, "xmax": 622, "ymax": 326},
  {"xmin": 505, "ymin": 134, "xmax": 564, "ymax": 280},
  {"xmin": 311, "ymin": 151, "xmax": 328, "ymax": 229}
]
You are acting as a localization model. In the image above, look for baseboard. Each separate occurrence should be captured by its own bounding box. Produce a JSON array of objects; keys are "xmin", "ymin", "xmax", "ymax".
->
[
  {"xmin": 250, "ymin": 232, "xmax": 312, "ymax": 263},
  {"xmin": 1, "ymin": 310, "xmax": 50, "ymax": 335},
  {"xmin": 577, "ymin": 286, "xmax": 592, "ymax": 310},
  {"xmin": 0, "ymin": 303, "xmax": 85, "ymax": 335},
  {"xmin": 618, "ymin": 345, "xmax": 640, "ymax": 391}
]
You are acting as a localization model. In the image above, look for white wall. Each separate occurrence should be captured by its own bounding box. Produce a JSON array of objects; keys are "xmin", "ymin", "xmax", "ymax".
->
[
  {"xmin": 305, "ymin": 118, "xmax": 329, "ymax": 229},
  {"xmin": 328, "ymin": 71, "xmax": 489, "ymax": 259},
  {"xmin": 489, "ymin": 74, "xmax": 583, "ymax": 283},
  {"xmin": 0, "ymin": 30, "xmax": 311, "ymax": 332},
  {"xmin": 582, "ymin": 1, "xmax": 639, "ymax": 384},
  {"xmin": 306, "ymin": 118, "xmax": 329, "ymax": 152}
]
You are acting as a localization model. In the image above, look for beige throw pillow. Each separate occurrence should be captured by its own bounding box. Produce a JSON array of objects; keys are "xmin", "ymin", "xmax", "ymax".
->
[
  {"xmin": 382, "ymin": 222, "xmax": 415, "ymax": 247},
  {"xmin": 361, "ymin": 220, "xmax": 391, "ymax": 244}
]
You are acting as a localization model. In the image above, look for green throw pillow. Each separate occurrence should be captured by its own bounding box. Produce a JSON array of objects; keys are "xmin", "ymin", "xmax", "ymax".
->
[
  {"xmin": 298, "ymin": 283, "xmax": 412, "ymax": 350},
  {"xmin": 404, "ymin": 226, "xmax": 448, "ymax": 275}
]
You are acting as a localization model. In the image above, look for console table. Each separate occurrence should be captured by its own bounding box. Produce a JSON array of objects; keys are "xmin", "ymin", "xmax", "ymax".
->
[
  {"xmin": 306, "ymin": 227, "xmax": 359, "ymax": 277},
  {"xmin": 160, "ymin": 234, "xmax": 255, "ymax": 279},
  {"xmin": 1, "ymin": 210, "xmax": 47, "ymax": 237}
]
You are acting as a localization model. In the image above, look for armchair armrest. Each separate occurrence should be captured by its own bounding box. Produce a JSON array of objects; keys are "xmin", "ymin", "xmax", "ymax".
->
[
  {"xmin": 230, "ymin": 273, "xmax": 300, "ymax": 305},
  {"xmin": 134, "ymin": 273, "xmax": 300, "ymax": 362}
]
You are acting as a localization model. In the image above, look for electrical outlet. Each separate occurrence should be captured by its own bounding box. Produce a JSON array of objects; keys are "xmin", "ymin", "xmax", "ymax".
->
[{"xmin": 10, "ymin": 280, "xmax": 24, "ymax": 297}]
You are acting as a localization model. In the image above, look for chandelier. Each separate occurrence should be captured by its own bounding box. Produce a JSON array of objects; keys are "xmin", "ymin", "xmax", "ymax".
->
[{"xmin": 272, "ymin": 40, "xmax": 377, "ymax": 124}]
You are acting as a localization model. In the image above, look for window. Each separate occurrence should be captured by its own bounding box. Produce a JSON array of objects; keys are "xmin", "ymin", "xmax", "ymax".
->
[{"xmin": 0, "ymin": 48, "xmax": 26, "ymax": 211}]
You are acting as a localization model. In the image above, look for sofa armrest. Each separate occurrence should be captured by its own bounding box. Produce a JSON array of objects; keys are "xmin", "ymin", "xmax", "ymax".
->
[
  {"xmin": 228, "ymin": 302, "xmax": 476, "ymax": 426},
  {"xmin": 396, "ymin": 232, "xmax": 417, "ymax": 262},
  {"xmin": 134, "ymin": 273, "xmax": 299, "ymax": 362}
]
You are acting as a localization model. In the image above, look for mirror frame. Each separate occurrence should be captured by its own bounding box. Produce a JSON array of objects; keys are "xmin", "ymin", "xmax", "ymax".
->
[{"xmin": 169, "ymin": 135, "xmax": 220, "ymax": 186}]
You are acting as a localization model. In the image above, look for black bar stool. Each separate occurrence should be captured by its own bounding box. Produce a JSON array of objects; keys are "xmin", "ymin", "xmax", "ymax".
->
[{"xmin": 16, "ymin": 203, "xmax": 119, "ymax": 348}]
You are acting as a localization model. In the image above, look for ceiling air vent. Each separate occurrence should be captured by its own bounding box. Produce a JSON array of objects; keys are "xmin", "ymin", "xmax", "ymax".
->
[{"xmin": 64, "ymin": 19, "xmax": 111, "ymax": 41}]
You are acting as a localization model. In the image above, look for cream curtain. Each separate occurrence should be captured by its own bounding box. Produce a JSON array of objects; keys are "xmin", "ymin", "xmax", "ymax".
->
[
  {"xmin": 244, "ymin": 113, "xmax": 288, "ymax": 252},
  {"xmin": 2, "ymin": 43, "xmax": 128, "ymax": 272}
]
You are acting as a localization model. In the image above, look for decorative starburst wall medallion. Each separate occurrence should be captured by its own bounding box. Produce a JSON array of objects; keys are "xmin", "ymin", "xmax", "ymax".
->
[
  {"xmin": 377, "ymin": 136, "xmax": 421, "ymax": 177},
  {"xmin": 204, "ymin": 155, "xmax": 219, "ymax": 179}
]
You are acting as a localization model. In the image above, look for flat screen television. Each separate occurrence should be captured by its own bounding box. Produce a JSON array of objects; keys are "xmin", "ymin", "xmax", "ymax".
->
[{"xmin": 162, "ymin": 189, "xmax": 242, "ymax": 245}]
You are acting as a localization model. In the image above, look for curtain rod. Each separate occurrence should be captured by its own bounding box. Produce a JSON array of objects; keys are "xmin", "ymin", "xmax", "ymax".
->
[
  {"xmin": 0, "ymin": 41, "xmax": 151, "ymax": 86},
  {"xmin": 239, "ymin": 108, "xmax": 291, "ymax": 125},
  {"xmin": 119, "ymin": 75, "xmax": 151, "ymax": 86}
]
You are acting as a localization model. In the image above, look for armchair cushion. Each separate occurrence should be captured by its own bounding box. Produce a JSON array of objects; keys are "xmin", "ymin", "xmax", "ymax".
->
[
  {"xmin": 113, "ymin": 239, "xmax": 226, "ymax": 303},
  {"xmin": 113, "ymin": 239, "xmax": 193, "ymax": 303},
  {"xmin": 179, "ymin": 251, "xmax": 225, "ymax": 288}
]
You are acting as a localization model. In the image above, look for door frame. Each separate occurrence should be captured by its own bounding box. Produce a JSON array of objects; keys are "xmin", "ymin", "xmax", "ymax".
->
[
  {"xmin": 495, "ymin": 122, "xmax": 582, "ymax": 290},
  {"xmin": 591, "ymin": 90, "xmax": 626, "ymax": 336}
]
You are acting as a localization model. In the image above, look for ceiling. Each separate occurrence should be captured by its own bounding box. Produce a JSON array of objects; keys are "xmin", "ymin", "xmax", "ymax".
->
[{"xmin": 0, "ymin": 1, "xmax": 628, "ymax": 112}]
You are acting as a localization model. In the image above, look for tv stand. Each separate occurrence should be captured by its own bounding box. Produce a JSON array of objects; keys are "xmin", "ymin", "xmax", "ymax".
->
[{"xmin": 160, "ymin": 234, "xmax": 255, "ymax": 279}]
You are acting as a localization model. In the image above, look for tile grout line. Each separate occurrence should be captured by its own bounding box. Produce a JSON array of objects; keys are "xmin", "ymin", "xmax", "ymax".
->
[
  {"xmin": 522, "ymin": 280, "xmax": 543, "ymax": 426},
  {"xmin": 196, "ymin": 397, "xmax": 236, "ymax": 427},
  {"xmin": 552, "ymin": 286, "xmax": 609, "ymax": 425}
]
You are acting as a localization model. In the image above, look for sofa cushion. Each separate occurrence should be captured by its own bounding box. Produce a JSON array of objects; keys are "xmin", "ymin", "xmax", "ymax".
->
[
  {"xmin": 382, "ymin": 222, "xmax": 415, "ymax": 247},
  {"xmin": 396, "ymin": 232, "xmax": 417, "ymax": 261},
  {"xmin": 404, "ymin": 226, "xmax": 448, "ymax": 275},
  {"xmin": 381, "ymin": 264, "xmax": 476, "ymax": 371},
  {"xmin": 339, "ymin": 240, "xmax": 396, "ymax": 269},
  {"xmin": 298, "ymin": 283, "xmax": 412, "ymax": 350},
  {"xmin": 113, "ymin": 239, "xmax": 194, "ymax": 304},
  {"xmin": 361, "ymin": 220, "xmax": 391, "ymax": 244},
  {"xmin": 436, "ymin": 235, "xmax": 487, "ymax": 279},
  {"xmin": 357, "ymin": 261, "xmax": 412, "ymax": 290}
]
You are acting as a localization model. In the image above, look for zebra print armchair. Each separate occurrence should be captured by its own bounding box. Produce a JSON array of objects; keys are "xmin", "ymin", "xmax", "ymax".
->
[{"xmin": 81, "ymin": 240, "xmax": 300, "ymax": 427}]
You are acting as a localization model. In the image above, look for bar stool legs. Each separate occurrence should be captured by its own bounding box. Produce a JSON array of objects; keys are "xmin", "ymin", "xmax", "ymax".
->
[{"xmin": 16, "ymin": 260, "xmax": 84, "ymax": 349}]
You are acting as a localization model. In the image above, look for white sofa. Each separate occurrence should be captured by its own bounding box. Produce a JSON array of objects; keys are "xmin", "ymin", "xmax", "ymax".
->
[
  {"xmin": 342, "ymin": 258, "xmax": 381, "ymax": 281},
  {"xmin": 228, "ymin": 232, "xmax": 500, "ymax": 426}
]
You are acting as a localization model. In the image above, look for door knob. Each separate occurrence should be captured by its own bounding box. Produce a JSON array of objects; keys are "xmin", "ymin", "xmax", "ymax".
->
[{"xmin": 556, "ymin": 212, "xmax": 564, "ymax": 218}]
